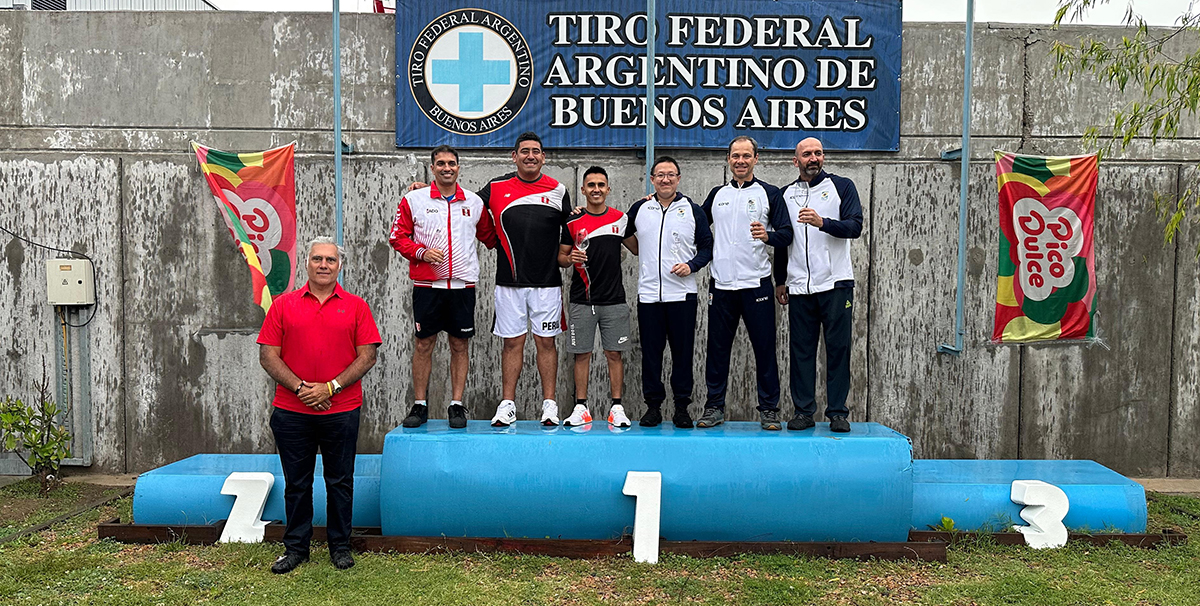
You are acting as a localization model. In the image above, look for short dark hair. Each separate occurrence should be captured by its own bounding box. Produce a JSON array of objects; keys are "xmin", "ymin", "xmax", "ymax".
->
[
  {"xmin": 513, "ymin": 131, "xmax": 543, "ymax": 152},
  {"xmin": 430, "ymin": 145, "xmax": 458, "ymax": 163},
  {"xmin": 583, "ymin": 166, "xmax": 608, "ymax": 181},
  {"xmin": 651, "ymin": 156, "xmax": 680, "ymax": 175},
  {"xmin": 727, "ymin": 135, "xmax": 759, "ymax": 156}
]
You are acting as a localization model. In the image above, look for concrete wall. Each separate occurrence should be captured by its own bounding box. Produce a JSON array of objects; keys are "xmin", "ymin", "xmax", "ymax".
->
[{"xmin": 0, "ymin": 12, "xmax": 1197, "ymax": 476}]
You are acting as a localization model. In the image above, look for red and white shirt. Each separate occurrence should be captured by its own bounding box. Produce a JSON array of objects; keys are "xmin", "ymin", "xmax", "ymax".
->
[
  {"xmin": 478, "ymin": 172, "xmax": 571, "ymax": 288},
  {"xmin": 562, "ymin": 207, "xmax": 628, "ymax": 305},
  {"xmin": 388, "ymin": 184, "xmax": 496, "ymax": 288}
]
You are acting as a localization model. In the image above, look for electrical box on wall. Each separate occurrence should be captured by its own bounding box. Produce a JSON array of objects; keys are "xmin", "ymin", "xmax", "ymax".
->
[{"xmin": 46, "ymin": 258, "xmax": 95, "ymax": 306}]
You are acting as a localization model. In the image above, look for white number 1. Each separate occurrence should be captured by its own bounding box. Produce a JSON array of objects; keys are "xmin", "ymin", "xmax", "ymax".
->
[{"xmin": 623, "ymin": 471, "xmax": 662, "ymax": 564}]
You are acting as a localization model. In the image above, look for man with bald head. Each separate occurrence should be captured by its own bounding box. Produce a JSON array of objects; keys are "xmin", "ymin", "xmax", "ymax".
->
[{"xmin": 773, "ymin": 138, "xmax": 863, "ymax": 433}]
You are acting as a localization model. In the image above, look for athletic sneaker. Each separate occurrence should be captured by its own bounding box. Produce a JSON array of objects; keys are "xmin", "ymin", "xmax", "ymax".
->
[
  {"xmin": 448, "ymin": 404, "xmax": 468, "ymax": 429},
  {"xmin": 672, "ymin": 407, "xmax": 694, "ymax": 429},
  {"xmin": 491, "ymin": 400, "xmax": 517, "ymax": 427},
  {"xmin": 607, "ymin": 405, "xmax": 632, "ymax": 428},
  {"xmin": 760, "ymin": 409, "xmax": 782, "ymax": 431},
  {"xmin": 787, "ymin": 414, "xmax": 816, "ymax": 431},
  {"xmin": 563, "ymin": 404, "xmax": 593, "ymax": 427},
  {"xmin": 639, "ymin": 407, "xmax": 663, "ymax": 427},
  {"xmin": 540, "ymin": 399, "xmax": 561, "ymax": 426},
  {"xmin": 401, "ymin": 403, "xmax": 428, "ymax": 428},
  {"xmin": 829, "ymin": 415, "xmax": 851, "ymax": 433},
  {"xmin": 696, "ymin": 407, "xmax": 724, "ymax": 428},
  {"xmin": 696, "ymin": 405, "xmax": 720, "ymax": 424}
]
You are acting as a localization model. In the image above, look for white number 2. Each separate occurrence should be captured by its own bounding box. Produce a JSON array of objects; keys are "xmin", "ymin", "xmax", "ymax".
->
[
  {"xmin": 1011, "ymin": 480, "xmax": 1069, "ymax": 549},
  {"xmin": 219, "ymin": 472, "xmax": 275, "ymax": 544},
  {"xmin": 623, "ymin": 471, "xmax": 662, "ymax": 564}
]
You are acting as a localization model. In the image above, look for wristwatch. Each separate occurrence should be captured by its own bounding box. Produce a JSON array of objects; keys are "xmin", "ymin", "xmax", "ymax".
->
[
  {"xmin": 294, "ymin": 382, "xmax": 305, "ymax": 395},
  {"xmin": 331, "ymin": 379, "xmax": 343, "ymax": 394}
]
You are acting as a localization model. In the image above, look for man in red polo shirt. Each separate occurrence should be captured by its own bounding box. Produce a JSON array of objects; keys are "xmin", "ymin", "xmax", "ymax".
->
[{"xmin": 257, "ymin": 237, "xmax": 382, "ymax": 574}]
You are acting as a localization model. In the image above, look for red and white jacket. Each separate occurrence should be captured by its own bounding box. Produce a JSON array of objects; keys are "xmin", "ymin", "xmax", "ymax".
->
[{"xmin": 388, "ymin": 184, "xmax": 497, "ymax": 289}]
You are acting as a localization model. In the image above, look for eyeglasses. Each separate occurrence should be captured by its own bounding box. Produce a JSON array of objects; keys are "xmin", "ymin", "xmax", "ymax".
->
[{"xmin": 652, "ymin": 172, "xmax": 679, "ymax": 179}]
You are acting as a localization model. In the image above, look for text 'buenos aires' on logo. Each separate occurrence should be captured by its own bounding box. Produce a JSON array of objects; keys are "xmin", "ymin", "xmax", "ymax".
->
[{"xmin": 409, "ymin": 9, "xmax": 534, "ymax": 135}]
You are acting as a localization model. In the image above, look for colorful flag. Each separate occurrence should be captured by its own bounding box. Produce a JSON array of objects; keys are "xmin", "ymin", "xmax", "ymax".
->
[
  {"xmin": 993, "ymin": 151, "xmax": 1099, "ymax": 343},
  {"xmin": 192, "ymin": 142, "xmax": 298, "ymax": 314}
]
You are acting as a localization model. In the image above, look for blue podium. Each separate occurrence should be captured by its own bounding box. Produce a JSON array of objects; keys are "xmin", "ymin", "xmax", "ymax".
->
[
  {"xmin": 912, "ymin": 459, "xmax": 1146, "ymax": 533},
  {"xmin": 131, "ymin": 421, "xmax": 1147, "ymax": 540},
  {"xmin": 133, "ymin": 453, "xmax": 382, "ymax": 528},
  {"xmin": 380, "ymin": 421, "xmax": 913, "ymax": 542}
]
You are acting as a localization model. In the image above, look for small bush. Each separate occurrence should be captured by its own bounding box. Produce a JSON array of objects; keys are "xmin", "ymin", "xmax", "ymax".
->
[{"xmin": 0, "ymin": 363, "xmax": 73, "ymax": 494}]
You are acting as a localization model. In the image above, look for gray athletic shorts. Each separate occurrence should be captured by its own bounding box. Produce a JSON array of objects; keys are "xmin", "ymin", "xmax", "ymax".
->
[{"xmin": 565, "ymin": 303, "xmax": 632, "ymax": 354}]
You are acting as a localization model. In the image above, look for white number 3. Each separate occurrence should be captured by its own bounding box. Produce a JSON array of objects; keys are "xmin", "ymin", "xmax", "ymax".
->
[{"xmin": 1010, "ymin": 480, "xmax": 1069, "ymax": 549}]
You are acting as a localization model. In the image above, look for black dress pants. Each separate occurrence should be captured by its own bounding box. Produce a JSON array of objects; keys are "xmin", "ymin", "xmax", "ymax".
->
[
  {"xmin": 269, "ymin": 406, "xmax": 360, "ymax": 556},
  {"xmin": 788, "ymin": 287, "xmax": 853, "ymax": 418},
  {"xmin": 704, "ymin": 277, "xmax": 781, "ymax": 412},
  {"xmin": 637, "ymin": 294, "xmax": 698, "ymax": 408}
]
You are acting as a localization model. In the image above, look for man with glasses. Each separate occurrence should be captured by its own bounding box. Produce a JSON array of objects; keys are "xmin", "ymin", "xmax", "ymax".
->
[
  {"xmin": 624, "ymin": 156, "xmax": 713, "ymax": 428},
  {"xmin": 697, "ymin": 136, "xmax": 794, "ymax": 430}
]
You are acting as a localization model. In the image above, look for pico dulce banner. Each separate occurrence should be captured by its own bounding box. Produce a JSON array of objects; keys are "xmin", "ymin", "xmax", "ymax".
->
[
  {"xmin": 993, "ymin": 150, "xmax": 1099, "ymax": 343},
  {"xmin": 192, "ymin": 142, "xmax": 298, "ymax": 314},
  {"xmin": 396, "ymin": 0, "xmax": 901, "ymax": 151}
]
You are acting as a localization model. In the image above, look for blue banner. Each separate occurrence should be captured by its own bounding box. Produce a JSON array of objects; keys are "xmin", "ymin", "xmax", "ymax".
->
[{"xmin": 397, "ymin": 0, "xmax": 901, "ymax": 151}]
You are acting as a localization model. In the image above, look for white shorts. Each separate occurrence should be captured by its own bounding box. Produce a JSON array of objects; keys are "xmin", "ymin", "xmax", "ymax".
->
[{"xmin": 493, "ymin": 286, "xmax": 565, "ymax": 338}]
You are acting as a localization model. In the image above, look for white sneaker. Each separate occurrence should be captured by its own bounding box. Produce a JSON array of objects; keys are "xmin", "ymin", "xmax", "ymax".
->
[
  {"xmin": 491, "ymin": 400, "xmax": 517, "ymax": 427},
  {"xmin": 540, "ymin": 399, "xmax": 560, "ymax": 426},
  {"xmin": 563, "ymin": 404, "xmax": 593, "ymax": 427},
  {"xmin": 607, "ymin": 405, "xmax": 631, "ymax": 428}
]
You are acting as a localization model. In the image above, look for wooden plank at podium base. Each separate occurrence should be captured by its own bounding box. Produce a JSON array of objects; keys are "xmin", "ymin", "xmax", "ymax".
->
[
  {"xmin": 909, "ymin": 529, "xmax": 1187, "ymax": 548},
  {"xmin": 96, "ymin": 519, "xmax": 946, "ymax": 562}
]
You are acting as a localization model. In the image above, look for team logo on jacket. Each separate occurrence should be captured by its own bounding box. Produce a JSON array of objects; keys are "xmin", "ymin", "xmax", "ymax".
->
[
  {"xmin": 462, "ymin": 208, "xmax": 472, "ymax": 217},
  {"xmin": 409, "ymin": 9, "xmax": 533, "ymax": 136}
]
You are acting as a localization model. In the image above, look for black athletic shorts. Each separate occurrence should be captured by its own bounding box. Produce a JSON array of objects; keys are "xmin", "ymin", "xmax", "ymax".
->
[{"xmin": 413, "ymin": 287, "xmax": 476, "ymax": 339}]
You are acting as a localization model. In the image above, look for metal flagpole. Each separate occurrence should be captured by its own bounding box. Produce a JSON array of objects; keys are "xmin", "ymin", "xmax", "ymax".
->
[
  {"xmin": 644, "ymin": 0, "xmax": 655, "ymax": 195},
  {"xmin": 333, "ymin": 0, "xmax": 345, "ymax": 253},
  {"xmin": 938, "ymin": 0, "xmax": 974, "ymax": 356}
]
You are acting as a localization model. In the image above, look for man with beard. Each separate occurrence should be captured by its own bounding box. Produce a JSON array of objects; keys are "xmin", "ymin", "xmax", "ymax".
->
[{"xmin": 773, "ymin": 137, "xmax": 863, "ymax": 433}]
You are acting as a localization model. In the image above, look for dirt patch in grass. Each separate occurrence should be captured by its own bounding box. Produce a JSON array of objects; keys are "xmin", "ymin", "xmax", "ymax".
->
[
  {"xmin": 0, "ymin": 494, "xmax": 47, "ymax": 527},
  {"xmin": 0, "ymin": 478, "xmax": 120, "ymax": 536}
]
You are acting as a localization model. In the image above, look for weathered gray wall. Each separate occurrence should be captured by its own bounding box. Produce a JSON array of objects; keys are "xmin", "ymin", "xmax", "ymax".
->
[{"xmin": 0, "ymin": 13, "xmax": 1197, "ymax": 476}]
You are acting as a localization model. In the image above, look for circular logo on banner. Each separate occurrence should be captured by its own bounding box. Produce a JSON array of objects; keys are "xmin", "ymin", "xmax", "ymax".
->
[{"xmin": 409, "ymin": 9, "xmax": 533, "ymax": 136}]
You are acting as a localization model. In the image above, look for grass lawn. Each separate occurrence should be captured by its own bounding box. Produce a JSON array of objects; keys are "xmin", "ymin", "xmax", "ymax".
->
[{"xmin": 0, "ymin": 480, "xmax": 1197, "ymax": 605}]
